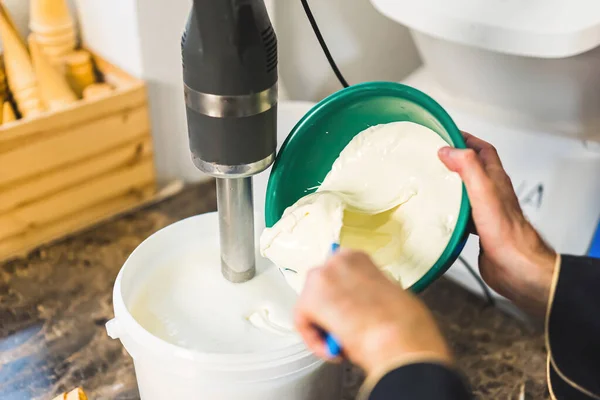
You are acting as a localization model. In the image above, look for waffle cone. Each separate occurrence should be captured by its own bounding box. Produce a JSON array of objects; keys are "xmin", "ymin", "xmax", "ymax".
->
[
  {"xmin": 30, "ymin": 0, "xmax": 74, "ymax": 34},
  {"xmin": 29, "ymin": 34, "xmax": 77, "ymax": 110},
  {"xmin": 3, "ymin": 101, "xmax": 16, "ymax": 123},
  {"xmin": 0, "ymin": 5, "xmax": 44, "ymax": 116},
  {"xmin": 83, "ymin": 83, "xmax": 112, "ymax": 100}
]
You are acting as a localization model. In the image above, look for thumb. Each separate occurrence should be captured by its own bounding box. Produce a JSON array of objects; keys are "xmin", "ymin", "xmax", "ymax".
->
[{"xmin": 438, "ymin": 147, "xmax": 498, "ymax": 212}]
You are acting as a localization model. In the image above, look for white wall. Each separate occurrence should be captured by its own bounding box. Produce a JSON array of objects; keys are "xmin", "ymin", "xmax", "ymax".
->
[
  {"xmin": 74, "ymin": 0, "xmax": 143, "ymax": 78},
  {"xmin": 275, "ymin": 0, "xmax": 421, "ymax": 101},
  {"xmin": 133, "ymin": 0, "xmax": 203, "ymax": 184}
]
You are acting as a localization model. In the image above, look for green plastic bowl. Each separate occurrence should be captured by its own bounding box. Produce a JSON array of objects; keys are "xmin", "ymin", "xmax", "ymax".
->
[{"xmin": 265, "ymin": 81, "xmax": 471, "ymax": 293}]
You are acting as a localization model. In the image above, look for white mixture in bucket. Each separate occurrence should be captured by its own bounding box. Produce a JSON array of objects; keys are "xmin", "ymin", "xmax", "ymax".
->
[
  {"xmin": 130, "ymin": 244, "xmax": 301, "ymax": 353},
  {"xmin": 260, "ymin": 121, "xmax": 463, "ymax": 291}
]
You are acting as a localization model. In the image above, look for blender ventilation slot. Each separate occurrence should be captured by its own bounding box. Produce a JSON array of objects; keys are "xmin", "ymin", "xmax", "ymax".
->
[{"xmin": 262, "ymin": 26, "xmax": 278, "ymax": 73}]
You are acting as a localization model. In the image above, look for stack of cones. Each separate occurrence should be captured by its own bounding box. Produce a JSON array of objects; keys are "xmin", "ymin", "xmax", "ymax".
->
[
  {"xmin": 0, "ymin": 4, "xmax": 44, "ymax": 118},
  {"xmin": 29, "ymin": 35, "xmax": 77, "ymax": 111},
  {"xmin": 30, "ymin": 0, "xmax": 78, "ymax": 67},
  {"xmin": 65, "ymin": 50, "xmax": 97, "ymax": 96},
  {"xmin": 0, "ymin": 1, "xmax": 113, "ymax": 123},
  {"xmin": 83, "ymin": 83, "xmax": 113, "ymax": 101},
  {"xmin": 52, "ymin": 387, "xmax": 88, "ymax": 400}
]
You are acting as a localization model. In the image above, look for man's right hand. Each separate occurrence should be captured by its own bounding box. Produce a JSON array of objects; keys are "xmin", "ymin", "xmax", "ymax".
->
[
  {"xmin": 294, "ymin": 249, "xmax": 452, "ymax": 374},
  {"xmin": 438, "ymin": 133, "xmax": 557, "ymax": 316}
]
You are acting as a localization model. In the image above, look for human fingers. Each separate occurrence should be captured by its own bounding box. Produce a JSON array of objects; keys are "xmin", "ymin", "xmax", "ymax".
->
[
  {"xmin": 462, "ymin": 131, "xmax": 505, "ymax": 172},
  {"xmin": 293, "ymin": 309, "xmax": 331, "ymax": 360},
  {"xmin": 438, "ymin": 147, "xmax": 502, "ymax": 214}
]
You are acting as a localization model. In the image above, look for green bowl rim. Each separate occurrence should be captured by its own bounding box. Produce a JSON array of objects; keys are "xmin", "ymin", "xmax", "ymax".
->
[{"xmin": 265, "ymin": 81, "xmax": 471, "ymax": 293}]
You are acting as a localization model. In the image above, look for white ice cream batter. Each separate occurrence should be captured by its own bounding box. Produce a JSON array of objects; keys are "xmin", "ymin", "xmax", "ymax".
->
[
  {"xmin": 130, "ymin": 243, "xmax": 301, "ymax": 353},
  {"xmin": 261, "ymin": 121, "xmax": 463, "ymax": 291}
]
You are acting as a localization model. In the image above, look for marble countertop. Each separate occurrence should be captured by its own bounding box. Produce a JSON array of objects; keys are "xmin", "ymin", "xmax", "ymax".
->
[{"xmin": 0, "ymin": 182, "xmax": 549, "ymax": 400}]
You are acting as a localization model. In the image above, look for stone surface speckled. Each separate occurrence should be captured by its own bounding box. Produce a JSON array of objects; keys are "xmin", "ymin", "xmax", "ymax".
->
[{"xmin": 0, "ymin": 182, "xmax": 548, "ymax": 399}]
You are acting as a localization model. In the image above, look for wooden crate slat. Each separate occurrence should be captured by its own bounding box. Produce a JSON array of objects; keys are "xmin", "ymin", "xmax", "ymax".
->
[
  {"xmin": 0, "ymin": 184, "xmax": 157, "ymax": 261},
  {"xmin": 0, "ymin": 84, "xmax": 147, "ymax": 148},
  {"xmin": 92, "ymin": 52, "xmax": 144, "ymax": 89},
  {"xmin": 0, "ymin": 137, "xmax": 153, "ymax": 214},
  {"xmin": 1, "ymin": 216, "xmax": 21, "ymax": 241},
  {"xmin": 0, "ymin": 107, "xmax": 150, "ymax": 186},
  {"xmin": 0, "ymin": 157, "xmax": 155, "ymax": 241}
]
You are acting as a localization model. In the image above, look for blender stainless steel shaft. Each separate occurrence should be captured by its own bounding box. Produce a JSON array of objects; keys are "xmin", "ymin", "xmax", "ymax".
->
[{"xmin": 182, "ymin": 0, "xmax": 278, "ymax": 283}]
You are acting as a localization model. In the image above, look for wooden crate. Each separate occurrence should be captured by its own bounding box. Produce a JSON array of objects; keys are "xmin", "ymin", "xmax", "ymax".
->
[{"xmin": 0, "ymin": 53, "xmax": 170, "ymax": 262}]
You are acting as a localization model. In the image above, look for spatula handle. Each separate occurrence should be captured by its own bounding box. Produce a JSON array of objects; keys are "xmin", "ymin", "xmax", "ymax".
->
[{"xmin": 321, "ymin": 243, "xmax": 342, "ymax": 358}]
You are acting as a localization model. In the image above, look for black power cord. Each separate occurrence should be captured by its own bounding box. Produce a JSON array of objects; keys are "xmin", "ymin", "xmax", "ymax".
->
[
  {"xmin": 300, "ymin": 0, "xmax": 494, "ymax": 307},
  {"xmin": 458, "ymin": 255, "xmax": 495, "ymax": 307},
  {"xmin": 300, "ymin": 0, "xmax": 349, "ymax": 88}
]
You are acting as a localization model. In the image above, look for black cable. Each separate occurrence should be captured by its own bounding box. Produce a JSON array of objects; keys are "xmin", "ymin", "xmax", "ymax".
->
[
  {"xmin": 300, "ymin": 0, "xmax": 350, "ymax": 88},
  {"xmin": 458, "ymin": 255, "xmax": 495, "ymax": 307}
]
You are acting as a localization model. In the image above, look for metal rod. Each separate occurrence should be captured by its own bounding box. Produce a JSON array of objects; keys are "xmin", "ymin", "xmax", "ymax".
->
[{"xmin": 216, "ymin": 177, "xmax": 256, "ymax": 283}]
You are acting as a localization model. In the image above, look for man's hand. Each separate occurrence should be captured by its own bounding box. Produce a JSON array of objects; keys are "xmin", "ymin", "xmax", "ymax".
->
[
  {"xmin": 294, "ymin": 250, "xmax": 451, "ymax": 375},
  {"xmin": 439, "ymin": 132, "xmax": 557, "ymax": 316}
]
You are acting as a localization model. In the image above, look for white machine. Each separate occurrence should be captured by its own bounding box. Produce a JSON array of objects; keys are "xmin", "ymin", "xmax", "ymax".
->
[{"xmin": 370, "ymin": 0, "xmax": 600, "ymax": 311}]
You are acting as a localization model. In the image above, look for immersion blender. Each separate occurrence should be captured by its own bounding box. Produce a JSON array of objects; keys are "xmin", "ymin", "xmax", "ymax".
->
[
  {"xmin": 182, "ymin": 0, "xmax": 342, "ymax": 357},
  {"xmin": 182, "ymin": 0, "xmax": 278, "ymax": 283}
]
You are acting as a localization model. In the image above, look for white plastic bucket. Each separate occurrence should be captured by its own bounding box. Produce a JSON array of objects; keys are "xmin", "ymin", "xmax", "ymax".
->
[{"xmin": 106, "ymin": 213, "xmax": 342, "ymax": 399}]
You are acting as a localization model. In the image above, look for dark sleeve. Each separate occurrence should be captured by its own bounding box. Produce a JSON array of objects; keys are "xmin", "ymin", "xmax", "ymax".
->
[
  {"xmin": 369, "ymin": 363, "xmax": 471, "ymax": 400},
  {"xmin": 547, "ymin": 255, "xmax": 600, "ymax": 400}
]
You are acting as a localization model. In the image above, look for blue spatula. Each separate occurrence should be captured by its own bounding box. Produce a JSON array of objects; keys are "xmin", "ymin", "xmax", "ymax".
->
[{"xmin": 320, "ymin": 243, "xmax": 342, "ymax": 358}]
